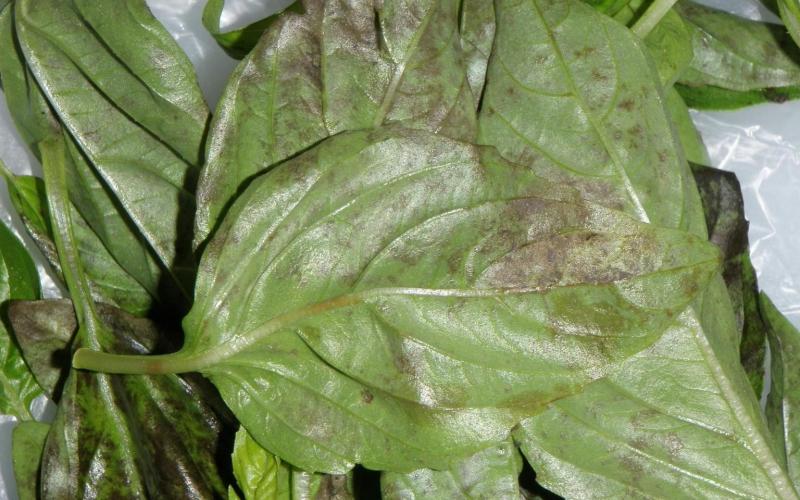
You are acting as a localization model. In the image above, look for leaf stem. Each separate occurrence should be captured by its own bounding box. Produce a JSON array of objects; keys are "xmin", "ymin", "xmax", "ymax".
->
[
  {"xmin": 631, "ymin": 0, "xmax": 679, "ymax": 38},
  {"xmin": 40, "ymin": 137, "xmax": 107, "ymax": 349}
]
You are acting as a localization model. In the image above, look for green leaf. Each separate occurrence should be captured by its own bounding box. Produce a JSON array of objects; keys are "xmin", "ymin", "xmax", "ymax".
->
[
  {"xmin": 779, "ymin": 0, "xmax": 800, "ymax": 50},
  {"xmin": 76, "ymin": 127, "xmax": 720, "ymax": 473},
  {"xmin": 582, "ymin": 0, "xmax": 637, "ymax": 15},
  {"xmin": 0, "ymin": 221, "xmax": 41, "ymax": 420},
  {"xmin": 643, "ymin": 8, "xmax": 693, "ymax": 87},
  {"xmin": 763, "ymin": 293, "xmax": 800, "ymax": 486},
  {"xmin": 477, "ymin": 2, "xmax": 797, "ymax": 497},
  {"xmin": 381, "ymin": 440, "xmax": 523, "ymax": 499},
  {"xmin": 478, "ymin": 0, "xmax": 705, "ymax": 238},
  {"xmin": 194, "ymin": 0, "xmax": 480, "ymax": 245},
  {"xmin": 4, "ymin": 173, "xmax": 153, "ymax": 316},
  {"xmin": 229, "ymin": 426, "xmax": 354, "ymax": 500},
  {"xmin": 665, "ymin": 88, "xmax": 710, "ymax": 165},
  {"xmin": 202, "ymin": 0, "xmax": 302, "ymax": 59},
  {"xmin": 676, "ymin": 1, "xmax": 800, "ymax": 109},
  {"xmin": 15, "ymin": 0, "xmax": 210, "ymax": 302},
  {"xmin": 12, "ymin": 420, "xmax": 49, "ymax": 500},
  {"xmin": 232, "ymin": 426, "xmax": 283, "ymax": 500},
  {"xmin": 690, "ymin": 163, "xmax": 767, "ymax": 396},
  {"xmin": 23, "ymin": 300, "xmax": 229, "ymax": 499},
  {"xmin": 514, "ymin": 282, "xmax": 797, "ymax": 499}
]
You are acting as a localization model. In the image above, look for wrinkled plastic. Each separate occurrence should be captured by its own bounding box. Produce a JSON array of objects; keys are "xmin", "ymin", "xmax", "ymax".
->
[{"xmin": 0, "ymin": 0, "xmax": 798, "ymax": 498}]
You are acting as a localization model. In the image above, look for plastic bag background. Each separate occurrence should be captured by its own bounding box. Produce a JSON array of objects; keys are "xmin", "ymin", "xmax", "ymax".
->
[{"xmin": 0, "ymin": 0, "xmax": 797, "ymax": 498}]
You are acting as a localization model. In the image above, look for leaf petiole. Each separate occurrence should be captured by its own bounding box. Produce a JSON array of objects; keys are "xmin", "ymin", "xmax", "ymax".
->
[{"xmin": 631, "ymin": 0, "xmax": 679, "ymax": 38}]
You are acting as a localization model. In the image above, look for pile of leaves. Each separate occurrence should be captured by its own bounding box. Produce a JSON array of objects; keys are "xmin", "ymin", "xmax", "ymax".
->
[{"xmin": 1, "ymin": 0, "xmax": 800, "ymax": 498}]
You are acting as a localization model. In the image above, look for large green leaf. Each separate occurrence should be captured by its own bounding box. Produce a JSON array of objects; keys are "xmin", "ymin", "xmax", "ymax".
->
[
  {"xmin": 15, "ymin": 0, "xmax": 210, "ymax": 302},
  {"xmin": 4, "ymin": 173, "xmax": 153, "ymax": 316},
  {"xmin": 0, "ymin": 221, "xmax": 41, "ymax": 419},
  {"xmin": 381, "ymin": 440, "xmax": 523, "ymax": 499},
  {"xmin": 676, "ymin": 1, "xmax": 800, "ymax": 109},
  {"xmin": 76, "ymin": 127, "xmax": 720, "ymax": 473},
  {"xmin": 763, "ymin": 293, "xmax": 800, "ymax": 486},
  {"xmin": 12, "ymin": 420, "xmax": 49, "ymax": 500},
  {"xmin": 194, "ymin": 0, "xmax": 482, "ymax": 245},
  {"xmin": 478, "ymin": 0, "xmax": 705, "ymax": 238}
]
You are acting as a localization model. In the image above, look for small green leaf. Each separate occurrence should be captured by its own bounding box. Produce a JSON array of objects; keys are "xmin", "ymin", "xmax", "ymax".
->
[
  {"xmin": 202, "ymin": 0, "xmax": 302, "ymax": 59},
  {"xmin": 0, "ymin": 221, "xmax": 41, "ymax": 420},
  {"xmin": 12, "ymin": 420, "xmax": 49, "ymax": 500},
  {"xmin": 763, "ymin": 293, "xmax": 800, "ymax": 486},
  {"xmin": 381, "ymin": 440, "xmax": 523, "ymax": 499},
  {"xmin": 232, "ymin": 426, "xmax": 283, "ymax": 500},
  {"xmin": 643, "ymin": 8, "xmax": 693, "ymax": 87},
  {"xmin": 778, "ymin": 0, "xmax": 800, "ymax": 50},
  {"xmin": 676, "ymin": 1, "xmax": 800, "ymax": 109}
]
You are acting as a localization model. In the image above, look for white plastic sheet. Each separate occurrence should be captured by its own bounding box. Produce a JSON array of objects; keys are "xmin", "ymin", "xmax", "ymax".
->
[{"xmin": 0, "ymin": 0, "xmax": 798, "ymax": 498}]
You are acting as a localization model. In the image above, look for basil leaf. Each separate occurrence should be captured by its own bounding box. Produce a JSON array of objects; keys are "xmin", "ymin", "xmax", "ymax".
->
[
  {"xmin": 232, "ymin": 426, "xmax": 283, "ymax": 500},
  {"xmin": 76, "ymin": 127, "xmax": 720, "ymax": 473},
  {"xmin": 194, "ymin": 0, "xmax": 479, "ymax": 245},
  {"xmin": 12, "ymin": 420, "xmax": 49, "ymax": 500},
  {"xmin": 4, "ymin": 174, "xmax": 153, "ymax": 316},
  {"xmin": 381, "ymin": 440, "xmax": 523, "ymax": 499},
  {"xmin": 665, "ymin": 88, "xmax": 709, "ymax": 165},
  {"xmin": 514, "ymin": 285, "xmax": 796, "ymax": 499},
  {"xmin": 778, "ymin": 0, "xmax": 800, "ymax": 50},
  {"xmin": 763, "ymin": 293, "xmax": 800, "ymax": 486},
  {"xmin": 676, "ymin": 1, "xmax": 800, "ymax": 109},
  {"xmin": 8, "ymin": 299, "xmax": 75, "ymax": 399},
  {"xmin": 19, "ymin": 300, "xmax": 228, "ymax": 499},
  {"xmin": 690, "ymin": 163, "xmax": 767, "ymax": 396},
  {"xmin": 478, "ymin": 0, "xmax": 705, "ymax": 237},
  {"xmin": 459, "ymin": 0, "xmax": 496, "ymax": 103},
  {"xmin": 583, "ymin": 0, "xmax": 637, "ymax": 16},
  {"xmin": 0, "ymin": 221, "xmax": 41, "ymax": 419},
  {"xmin": 644, "ymin": 8, "xmax": 693, "ymax": 87},
  {"xmin": 15, "ymin": 0, "xmax": 210, "ymax": 302},
  {"xmin": 202, "ymin": 0, "xmax": 302, "ymax": 59}
]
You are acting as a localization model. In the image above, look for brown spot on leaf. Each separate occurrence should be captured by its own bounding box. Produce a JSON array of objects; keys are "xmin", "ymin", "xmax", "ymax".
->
[
  {"xmin": 617, "ymin": 99, "xmax": 636, "ymax": 112},
  {"xmin": 361, "ymin": 389, "xmax": 374, "ymax": 404}
]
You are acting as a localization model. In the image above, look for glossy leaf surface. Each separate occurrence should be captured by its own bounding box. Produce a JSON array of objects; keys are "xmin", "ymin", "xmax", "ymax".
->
[
  {"xmin": 676, "ymin": 1, "xmax": 800, "ymax": 109},
  {"xmin": 5, "ymin": 174, "xmax": 153, "ymax": 316},
  {"xmin": 12, "ymin": 420, "xmax": 49, "ymax": 500},
  {"xmin": 0, "ymin": 221, "xmax": 41, "ymax": 419},
  {"xmin": 381, "ymin": 440, "xmax": 523, "ymax": 499},
  {"xmin": 478, "ymin": 0, "xmax": 704, "ymax": 237},
  {"xmin": 194, "ymin": 0, "xmax": 480, "ymax": 244},
  {"xmin": 764, "ymin": 293, "xmax": 800, "ymax": 487},
  {"xmin": 15, "ymin": 0, "xmax": 210, "ymax": 300},
  {"xmin": 80, "ymin": 127, "xmax": 724, "ymax": 474}
]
